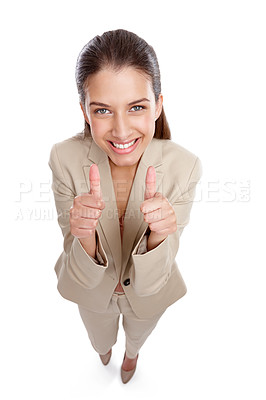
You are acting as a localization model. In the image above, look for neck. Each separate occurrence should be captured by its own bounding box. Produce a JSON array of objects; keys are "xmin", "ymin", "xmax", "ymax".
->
[{"xmin": 108, "ymin": 158, "xmax": 140, "ymax": 177}]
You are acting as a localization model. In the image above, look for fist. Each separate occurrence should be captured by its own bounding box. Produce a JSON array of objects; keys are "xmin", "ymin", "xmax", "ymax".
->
[
  {"xmin": 70, "ymin": 164, "xmax": 105, "ymax": 239},
  {"xmin": 140, "ymin": 166, "xmax": 177, "ymax": 237}
]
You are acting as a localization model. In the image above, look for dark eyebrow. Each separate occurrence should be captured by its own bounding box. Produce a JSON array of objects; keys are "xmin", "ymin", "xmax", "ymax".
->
[{"xmin": 89, "ymin": 98, "xmax": 150, "ymax": 107}]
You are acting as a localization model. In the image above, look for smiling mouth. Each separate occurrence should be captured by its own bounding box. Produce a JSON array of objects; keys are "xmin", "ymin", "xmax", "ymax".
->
[{"xmin": 109, "ymin": 138, "xmax": 139, "ymax": 149}]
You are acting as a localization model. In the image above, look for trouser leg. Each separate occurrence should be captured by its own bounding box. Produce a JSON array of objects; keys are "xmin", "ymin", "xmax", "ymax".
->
[
  {"xmin": 118, "ymin": 295, "xmax": 166, "ymax": 359},
  {"xmin": 78, "ymin": 295, "xmax": 120, "ymax": 355}
]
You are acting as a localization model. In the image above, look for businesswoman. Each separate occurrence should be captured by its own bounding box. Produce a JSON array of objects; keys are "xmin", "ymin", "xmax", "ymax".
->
[{"xmin": 48, "ymin": 29, "xmax": 202, "ymax": 384}]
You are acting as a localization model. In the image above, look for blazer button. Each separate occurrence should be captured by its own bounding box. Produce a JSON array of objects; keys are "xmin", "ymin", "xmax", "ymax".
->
[{"xmin": 123, "ymin": 278, "xmax": 130, "ymax": 286}]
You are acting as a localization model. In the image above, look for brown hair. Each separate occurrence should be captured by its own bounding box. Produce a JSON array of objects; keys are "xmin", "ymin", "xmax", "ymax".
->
[{"xmin": 75, "ymin": 29, "xmax": 171, "ymax": 140}]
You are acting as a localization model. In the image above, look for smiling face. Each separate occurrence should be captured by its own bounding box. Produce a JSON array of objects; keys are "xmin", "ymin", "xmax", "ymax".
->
[{"xmin": 80, "ymin": 67, "xmax": 163, "ymax": 174}]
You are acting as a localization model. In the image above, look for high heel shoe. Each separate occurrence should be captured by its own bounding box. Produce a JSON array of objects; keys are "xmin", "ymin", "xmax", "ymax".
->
[
  {"xmin": 99, "ymin": 348, "xmax": 112, "ymax": 365},
  {"xmin": 120, "ymin": 352, "xmax": 139, "ymax": 384}
]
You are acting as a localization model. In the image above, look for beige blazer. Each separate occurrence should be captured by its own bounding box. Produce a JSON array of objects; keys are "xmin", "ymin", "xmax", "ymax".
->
[{"xmin": 48, "ymin": 134, "xmax": 202, "ymax": 318}]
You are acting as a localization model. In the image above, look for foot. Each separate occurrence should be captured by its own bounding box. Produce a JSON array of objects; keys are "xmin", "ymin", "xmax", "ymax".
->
[
  {"xmin": 121, "ymin": 352, "xmax": 139, "ymax": 384},
  {"xmin": 99, "ymin": 348, "xmax": 112, "ymax": 365},
  {"xmin": 121, "ymin": 352, "xmax": 139, "ymax": 371}
]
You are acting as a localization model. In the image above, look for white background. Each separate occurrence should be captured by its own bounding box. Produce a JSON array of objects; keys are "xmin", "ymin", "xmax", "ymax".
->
[{"xmin": 1, "ymin": 0, "xmax": 266, "ymax": 398}]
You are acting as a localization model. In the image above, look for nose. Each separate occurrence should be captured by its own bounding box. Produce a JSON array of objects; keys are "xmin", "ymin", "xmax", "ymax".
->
[{"xmin": 111, "ymin": 113, "xmax": 132, "ymax": 141}]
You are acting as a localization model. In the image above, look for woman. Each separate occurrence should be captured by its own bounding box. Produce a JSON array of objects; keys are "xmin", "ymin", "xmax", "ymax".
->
[{"xmin": 48, "ymin": 29, "xmax": 202, "ymax": 384}]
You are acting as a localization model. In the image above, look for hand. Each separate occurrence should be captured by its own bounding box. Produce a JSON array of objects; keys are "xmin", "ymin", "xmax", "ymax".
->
[
  {"xmin": 140, "ymin": 166, "xmax": 177, "ymax": 243},
  {"xmin": 70, "ymin": 164, "xmax": 105, "ymax": 239}
]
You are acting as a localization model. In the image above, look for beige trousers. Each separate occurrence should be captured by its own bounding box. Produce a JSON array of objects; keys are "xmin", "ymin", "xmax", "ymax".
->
[{"xmin": 78, "ymin": 292, "xmax": 166, "ymax": 359}]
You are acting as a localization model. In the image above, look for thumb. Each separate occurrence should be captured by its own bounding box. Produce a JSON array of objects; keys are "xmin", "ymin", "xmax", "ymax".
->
[
  {"xmin": 89, "ymin": 164, "xmax": 102, "ymax": 198},
  {"xmin": 144, "ymin": 166, "xmax": 156, "ymax": 200}
]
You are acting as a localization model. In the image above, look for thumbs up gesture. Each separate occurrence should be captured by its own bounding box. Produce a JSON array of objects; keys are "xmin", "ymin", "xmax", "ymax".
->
[
  {"xmin": 140, "ymin": 166, "xmax": 177, "ymax": 245},
  {"xmin": 70, "ymin": 164, "xmax": 105, "ymax": 239}
]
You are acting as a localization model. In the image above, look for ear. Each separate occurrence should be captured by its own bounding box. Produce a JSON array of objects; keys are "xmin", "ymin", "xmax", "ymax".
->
[
  {"xmin": 155, "ymin": 93, "xmax": 163, "ymax": 121},
  {"xmin": 80, "ymin": 102, "xmax": 90, "ymax": 125}
]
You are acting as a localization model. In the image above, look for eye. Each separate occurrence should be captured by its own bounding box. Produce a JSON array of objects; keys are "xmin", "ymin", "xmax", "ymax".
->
[
  {"xmin": 131, "ymin": 105, "xmax": 144, "ymax": 111},
  {"xmin": 94, "ymin": 108, "xmax": 110, "ymax": 114},
  {"xmin": 94, "ymin": 105, "xmax": 145, "ymax": 114}
]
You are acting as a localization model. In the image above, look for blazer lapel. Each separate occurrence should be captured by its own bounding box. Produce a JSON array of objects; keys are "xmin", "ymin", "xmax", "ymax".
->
[{"xmin": 82, "ymin": 138, "xmax": 163, "ymax": 274}]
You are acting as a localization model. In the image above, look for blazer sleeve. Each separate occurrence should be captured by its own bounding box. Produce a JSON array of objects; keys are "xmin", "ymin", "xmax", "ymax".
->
[
  {"xmin": 48, "ymin": 144, "xmax": 109, "ymax": 290},
  {"xmin": 130, "ymin": 156, "xmax": 202, "ymax": 297}
]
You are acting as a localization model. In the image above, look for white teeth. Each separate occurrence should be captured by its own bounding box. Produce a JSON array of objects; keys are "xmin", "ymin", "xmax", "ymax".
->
[{"xmin": 112, "ymin": 139, "xmax": 137, "ymax": 149}]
